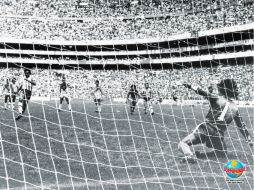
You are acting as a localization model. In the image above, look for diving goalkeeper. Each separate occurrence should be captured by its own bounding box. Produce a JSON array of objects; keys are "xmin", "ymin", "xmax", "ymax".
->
[{"xmin": 178, "ymin": 79, "xmax": 253, "ymax": 163}]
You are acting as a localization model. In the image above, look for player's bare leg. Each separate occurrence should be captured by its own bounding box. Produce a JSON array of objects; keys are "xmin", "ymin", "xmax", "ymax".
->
[
  {"xmin": 144, "ymin": 101, "xmax": 147, "ymax": 114},
  {"xmin": 94, "ymin": 99, "xmax": 101, "ymax": 113},
  {"xmin": 10, "ymin": 95, "xmax": 15, "ymax": 110},
  {"xmin": 130, "ymin": 101, "xmax": 136, "ymax": 114},
  {"xmin": 66, "ymin": 98, "xmax": 72, "ymax": 111},
  {"xmin": 16, "ymin": 93, "xmax": 26, "ymax": 120},
  {"xmin": 148, "ymin": 101, "xmax": 154, "ymax": 115},
  {"xmin": 58, "ymin": 97, "xmax": 63, "ymax": 111},
  {"xmin": 4, "ymin": 95, "xmax": 10, "ymax": 110},
  {"xmin": 97, "ymin": 102, "xmax": 101, "ymax": 113}
]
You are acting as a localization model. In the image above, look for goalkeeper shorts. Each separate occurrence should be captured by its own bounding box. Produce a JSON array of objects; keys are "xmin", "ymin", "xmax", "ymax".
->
[{"xmin": 193, "ymin": 122, "xmax": 225, "ymax": 150}]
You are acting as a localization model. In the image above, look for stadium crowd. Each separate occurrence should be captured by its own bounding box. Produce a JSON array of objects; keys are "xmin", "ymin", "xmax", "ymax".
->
[
  {"xmin": 0, "ymin": 64, "xmax": 253, "ymax": 101},
  {"xmin": 0, "ymin": 0, "xmax": 253, "ymax": 40}
]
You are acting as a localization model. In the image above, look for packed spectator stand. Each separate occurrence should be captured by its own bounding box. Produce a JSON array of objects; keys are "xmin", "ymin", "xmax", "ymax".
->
[{"xmin": 0, "ymin": 0, "xmax": 253, "ymax": 40}]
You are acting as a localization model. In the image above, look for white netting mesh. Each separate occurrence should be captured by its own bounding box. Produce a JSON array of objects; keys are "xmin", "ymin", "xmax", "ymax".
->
[{"xmin": 0, "ymin": 0, "xmax": 253, "ymax": 190}]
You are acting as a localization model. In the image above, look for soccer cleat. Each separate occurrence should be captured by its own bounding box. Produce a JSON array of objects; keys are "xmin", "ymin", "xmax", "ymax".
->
[
  {"xmin": 180, "ymin": 155, "xmax": 197, "ymax": 164},
  {"xmin": 151, "ymin": 112, "xmax": 154, "ymax": 115},
  {"xmin": 58, "ymin": 109, "xmax": 61, "ymax": 112},
  {"xmin": 15, "ymin": 114, "xmax": 23, "ymax": 121}
]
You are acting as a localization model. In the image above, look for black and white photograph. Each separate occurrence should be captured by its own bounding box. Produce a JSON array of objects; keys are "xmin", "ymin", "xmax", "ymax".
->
[{"xmin": 0, "ymin": 0, "xmax": 253, "ymax": 189}]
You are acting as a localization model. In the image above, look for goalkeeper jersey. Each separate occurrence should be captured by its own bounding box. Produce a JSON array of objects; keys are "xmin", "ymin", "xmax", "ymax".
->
[{"xmin": 195, "ymin": 88, "xmax": 246, "ymax": 133}]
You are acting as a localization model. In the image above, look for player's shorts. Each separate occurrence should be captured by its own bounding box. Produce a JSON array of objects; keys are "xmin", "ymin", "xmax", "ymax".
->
[
  {"xmin": 94, "ymin": 99, "xmax": 101, "ymax": 104},
  {"xmin": 4, "ymin": 95, "xmax": 11, "ymax": 103},
  {"xmin": 5, "ymin": 94, "xmax": 16, "ymax": 103},
  {"xmin": 143, "ymin": 97, "xmax": 151, "ymax": 102},
  {"xmin": 192, "ymin": 122, "xmax": 225, "ymax": 150},
  {"xmin": 60, "ymin": 95, "xmax": 69, "ymax": 99},
  {"xmin": 129, "ymin": 99, "xmax": 137, "ymax": 106},
  {"xmin": 20, "ymin": 90, "xmax": 32, "ymax": 101}
]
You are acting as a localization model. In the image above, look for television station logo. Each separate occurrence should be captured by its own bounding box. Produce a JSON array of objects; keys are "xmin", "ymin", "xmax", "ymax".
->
[{"xmin": 224, "ymin": 160, "xmax": 245, "ymax": 184}]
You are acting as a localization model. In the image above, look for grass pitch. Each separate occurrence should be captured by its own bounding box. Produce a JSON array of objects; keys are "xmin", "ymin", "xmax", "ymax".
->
[{"xmin": 0, "ymin": 99, "xmax": 253, "ymax": 190}]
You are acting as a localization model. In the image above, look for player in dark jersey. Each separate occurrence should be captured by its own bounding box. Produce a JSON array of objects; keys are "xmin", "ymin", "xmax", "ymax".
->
[
  {"xmin": 178, "ymin": 79, "xmax": 253, "ymax": 163},
  {"xmin": 16, "ymin": 69, "xmax": 36, "ymax": 120},
  {"xmin": 58, "ymin": 78, "xmax": 71, "ymax": 112},
  {"xmin": 126, "ymin": 84, "xmax": 140, "ymax": 114}
]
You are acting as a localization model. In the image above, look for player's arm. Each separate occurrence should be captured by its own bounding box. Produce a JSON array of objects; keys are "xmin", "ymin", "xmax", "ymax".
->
[
  {"xmin": 182, "ymin": 83, "xmax": 216, "ymax": 99},
  {"xmin": 2, "ymin": 84, "xmax": 6, "ymax": 94},
  {"xmin": 234, "ymin": 111, "xmax": 253, "ymax": 147},
  {"xmin": 136, "ymin": 91, "xmax": 142, "ymax": 99},
  {"xmin": 25, "ymin": 78, "xmax": 36, "ymax": 86}
]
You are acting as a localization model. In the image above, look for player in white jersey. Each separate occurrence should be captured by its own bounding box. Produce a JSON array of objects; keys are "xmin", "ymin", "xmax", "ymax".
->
[
  {"xmin": 9, "ymin": 77, "xmax": 18, "ymax": 110},
  {"xmin": 92, "ymin": 80, "xmax": 103, "ymax": 113},
  {"xmin": 15, "ymin": 69, "xmax": 36, "ymax": 120},
  {"xmin": 178, "ymin": 79, "xmax": 253, "ymax": 163},
  {"xmin": 2, "ymin": 78, "xmax": 13, "ymax": 110},
  {"xmin": 141, "ymin": 83, "xmax": 154, "ymax": 115},
  {"xmin": 58, "ymin": 78, "xmax": 71, "ymax": 111}
]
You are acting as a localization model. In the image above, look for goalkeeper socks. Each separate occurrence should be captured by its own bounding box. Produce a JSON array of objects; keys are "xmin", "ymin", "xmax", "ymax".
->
[
  {"xmin": 150, "ymin": 106, "xmax": 154, "ymax": 114},
  {"xmin": 178, "ymin": 141, "xmax": 194, "ymax": 157}
]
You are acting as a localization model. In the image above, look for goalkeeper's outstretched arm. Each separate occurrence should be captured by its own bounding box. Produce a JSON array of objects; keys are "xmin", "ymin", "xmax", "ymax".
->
[{"xmin": 182, "ymin": 83, "xmax": 216, "ymax": 99}]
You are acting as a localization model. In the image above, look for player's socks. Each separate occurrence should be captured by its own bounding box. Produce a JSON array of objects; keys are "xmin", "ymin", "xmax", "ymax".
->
[
  {"xmin": 98, "ymin": 106, "xmax": 101, "ymax": 112},
  {"xmin": 4, "ymin": 103, "xmax": 7, "ymax": 110},
  {"xmin": 58, "ymin": 104, "xmax": 62, "ymax": 111},
  {"xmin": 149, "ymin": 106, "xmax": 154, "ymax": 115},
  {"xmin": 68, "ymin": 104, "xmax": 72, "ymax": 111},
  {"xmin": 178, "ymin": 141, "xmax": 194, "ymax": 156}
]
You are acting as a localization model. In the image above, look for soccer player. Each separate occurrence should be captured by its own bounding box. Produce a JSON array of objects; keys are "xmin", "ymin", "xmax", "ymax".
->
[
  {"xmin": 92, "ymin": 80, "xmax": 103, "ymax": 113},
  {"xmin": 2, "ymin": 78, "xmax": 12, "ymax": 110},
  {"xmin": 141, "ymin": 83, "xmax": 154, "ymax": 115},
  {"xmin": 126, "ymin": 84, "xmax": 140, "ymax": 114},
  {"xmin": 58, "ymin": 78, "xmax": 72, "ymax": 112},
  {"xmin": 16, "ymin": 69, "xmax": 36, "ymax": 120},
  {"xmin": 9, "ymin": 77, "xmax": 18, "ymax": 110},
  {"xmin": 178, "ymin": 79, "xmax": 253, "ymax": 163}
]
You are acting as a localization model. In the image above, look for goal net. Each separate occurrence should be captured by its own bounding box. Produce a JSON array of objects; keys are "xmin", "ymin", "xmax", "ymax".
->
[{"xmin": 0, "ymin": 1, "xmax": 253, "ymax": 190}]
